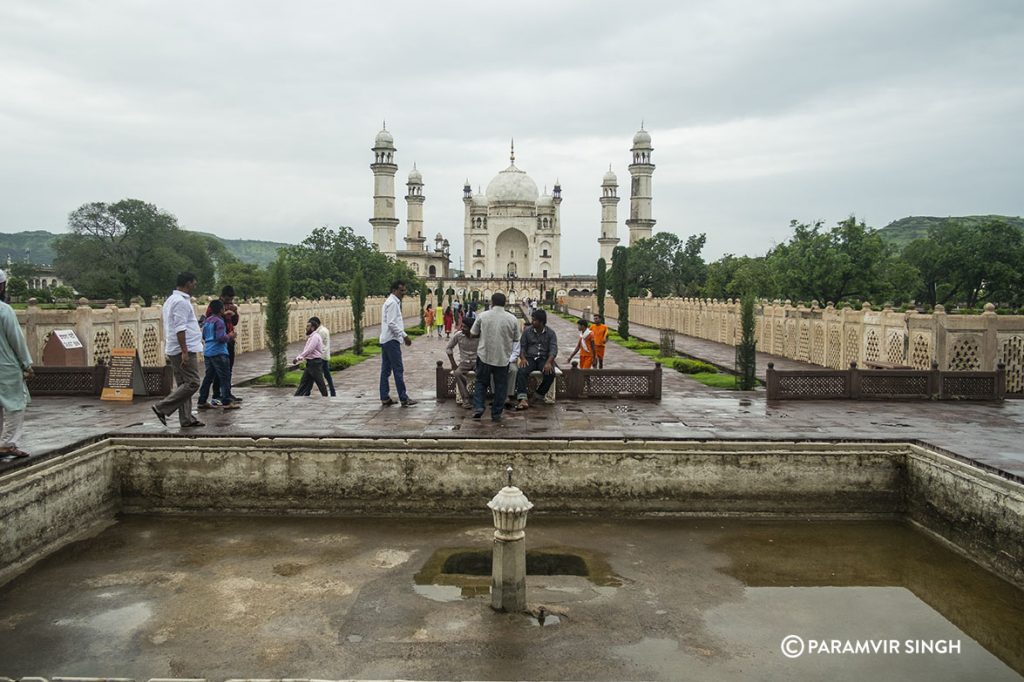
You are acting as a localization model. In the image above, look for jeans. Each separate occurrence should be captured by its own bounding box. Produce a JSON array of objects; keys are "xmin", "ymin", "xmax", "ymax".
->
[
  {"xmin": 295, "ymin": 358, "xmax": 328, "ymax": 396},
  {"xmin": 212, "ymin": 339, "xmax": 235, "ymax": 397},
  {"xmin": 516, "ymin": 357, "xmax": 556, "ymax": 400},
  {"xmin": 199, "ymin": 354, "xmax": 233, "ymax": 404},
  {"xmin": 379, "ymin": 340, "xmax": 408, "ymax": 402},
  {"xmin": 473, "ymin": 359, "xmax": 508, "ymax": 419},
  {"xmin": 322, "ymin": 358, "xmax": 336, "ymax": 396},
  {"xmin": 155, "ymin": 353, "xmax": 201, "ymax": 426}
]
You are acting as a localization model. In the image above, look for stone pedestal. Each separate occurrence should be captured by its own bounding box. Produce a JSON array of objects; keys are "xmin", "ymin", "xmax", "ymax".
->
[{"xmin": 491, "ymin": 534, "xmax": 527, "ymax": 612}]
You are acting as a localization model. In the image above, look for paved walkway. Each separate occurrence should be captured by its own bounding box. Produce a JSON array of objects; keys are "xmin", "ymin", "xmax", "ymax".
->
[
  {"xmin": 5, "ymin": 309, "xmax": 1024, "ymax": 480},
  {"xmin": 566, "ymin": 307, "xmax": 819, "ymax": 379}
]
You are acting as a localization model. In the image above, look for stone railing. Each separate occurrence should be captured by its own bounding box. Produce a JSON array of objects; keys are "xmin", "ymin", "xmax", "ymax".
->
[
  {"xmin": 435, "ymin": 360, "xmax": 663, "ymax": 400},
  {"xmin": 15, "ymin": 296, "xmax": 420, "ymax": 367},
  {"xmin": 566, "ymin": 296, "xmax": 1024, "ymax": 395},
  {"xmin": 766, "ymin": 361, "xmax": 1006, "ymax": 401}
]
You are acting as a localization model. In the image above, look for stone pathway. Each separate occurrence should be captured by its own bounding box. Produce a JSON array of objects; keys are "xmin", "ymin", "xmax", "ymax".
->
[{"xmin": 6, "ymin": 309, "xmax": 1024, "ymax": 480}]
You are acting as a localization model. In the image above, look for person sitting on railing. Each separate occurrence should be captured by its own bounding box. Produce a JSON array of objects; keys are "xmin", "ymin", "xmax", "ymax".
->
[
  {"xmin": 567, "ymin": 318, "xmax": 595, "ymax": 369},
  {"xmin": 446, "ymin": 314, "xmax": 478, "ymax": 407},
  {"xmin": 514, "ymin": 308, "xmax": 558, "ymax": 411}
]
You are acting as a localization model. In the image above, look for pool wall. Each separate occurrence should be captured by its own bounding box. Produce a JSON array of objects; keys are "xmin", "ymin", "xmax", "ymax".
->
[{"xmin": 1, "ymin": 437, "xmax": 1021, "ymax": 589}]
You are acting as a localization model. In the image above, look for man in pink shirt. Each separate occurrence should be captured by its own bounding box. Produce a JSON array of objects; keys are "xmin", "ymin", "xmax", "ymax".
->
[{"xmin": 294, "ymin": 317, "xmax": 328, "ymax": 397}]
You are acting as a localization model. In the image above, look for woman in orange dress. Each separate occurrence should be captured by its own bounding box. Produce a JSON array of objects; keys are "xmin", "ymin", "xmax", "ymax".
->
[{"xmin": 423, "ymin": 304, "xmax": 435, "ymax": 332}]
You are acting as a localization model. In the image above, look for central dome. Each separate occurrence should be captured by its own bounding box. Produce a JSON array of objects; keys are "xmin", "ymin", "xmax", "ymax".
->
[{"xmin": 486, "ymin": 163, "xmax": 539, "ymax": 204}]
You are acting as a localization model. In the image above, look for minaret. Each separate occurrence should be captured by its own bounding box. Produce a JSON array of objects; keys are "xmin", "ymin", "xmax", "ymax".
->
[
  {"xmin": 625, "ymin": 124, "xmax": 656, "ymax": 244},
  {"xmin": 598, "ymin": 165, "xmax": 620, "ymax": 263},
  {"xmin": 405, "ymin": 163, "xmax": 426, "ymax": 251},
  {"xmin": 369, "ymin": 123, "xmax": 399, "ymax": 256}
]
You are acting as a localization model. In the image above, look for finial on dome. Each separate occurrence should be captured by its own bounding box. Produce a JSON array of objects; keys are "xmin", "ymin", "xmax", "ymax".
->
[
  {"xmin": 640, "ymin": 119, "xmax": 645, "ymax": 130},
  {"xmin": 383, "ymin": 119, "xmax": 387, "ymax": 130},
  {"xmin": 609, "ymin": 164, "xmax": 613, "ymax": 171},
  {"xmin": 510, "ymin": 137, "xmax": 515, "ymax": 164}
]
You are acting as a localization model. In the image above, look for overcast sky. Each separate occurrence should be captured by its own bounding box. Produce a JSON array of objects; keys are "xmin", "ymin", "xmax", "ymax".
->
[{"xmin": 1, "ymin": 0, "xmax": 1022, "ymax": 274}]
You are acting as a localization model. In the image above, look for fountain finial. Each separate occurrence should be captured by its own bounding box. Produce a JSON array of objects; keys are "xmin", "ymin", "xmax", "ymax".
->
[{"xmin": 506, "ymin": 465, "xmax": 513, "ymax": 487}]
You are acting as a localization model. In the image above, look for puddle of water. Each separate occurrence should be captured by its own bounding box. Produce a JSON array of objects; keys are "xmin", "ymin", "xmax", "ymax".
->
[
  {"xmin": 529, "ymin": 613, "xmax": 562, "ymax": 627},
  {"xmin": 413, "ymin": 584, "xmax": 465, "ymax": 602}
]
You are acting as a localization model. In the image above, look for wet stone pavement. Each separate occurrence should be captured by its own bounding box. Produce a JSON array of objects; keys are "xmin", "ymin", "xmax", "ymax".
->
[{"xmin": 6, "ymin": 311, "xmax": 1024, "ymax": 479}]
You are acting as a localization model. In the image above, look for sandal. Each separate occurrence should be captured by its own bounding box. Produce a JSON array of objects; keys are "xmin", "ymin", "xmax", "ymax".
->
[
  {"xmin": 0, "ymin": 447, "xmax": 30, "ymax": 458},
  {"xmin": 182, "ymin": 420, "xmax": 205, "ymax": 428},
  {"xmin": 515, "ymin": 400, "xmax": 530, "ymax": 411}
]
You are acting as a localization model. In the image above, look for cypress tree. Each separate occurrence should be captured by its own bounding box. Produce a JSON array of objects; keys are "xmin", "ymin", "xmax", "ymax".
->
[
  {"xmin": 351, "ymin": 268, "xmax": 367, "ymax": 355},
  {"xmin": 611, "ymin": 246, "xmax": 630, "ymax": 339},
  {"xmin": 596, "ymin": 257, "xmax": 607, "ymax": 318},
  {"xmin": 265, "ymin": 254, "xmax": 290, "ymax": 386},
  {"xmin": 736, "ymin": 294, "xmax": 757, "ymax": 390}
]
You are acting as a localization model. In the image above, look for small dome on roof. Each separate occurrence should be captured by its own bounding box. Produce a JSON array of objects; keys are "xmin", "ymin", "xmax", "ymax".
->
[
  {"xmin": 632, "ymin": 127, "xmax": 651, "ymax": 148},
  {"xmin": 408, "ymin": 164, "xmax": 422, "ymax": 183},
  {"xmin": 375, "ymin": 127, "xmax": 395, "ymax": 148},
  {"xmin": 603, "ymin": 166, "xmax": 618, "ymax": 184},
  {"xmin": 537, "ymin": 193, "xmax": 554, "ymax": 207}
]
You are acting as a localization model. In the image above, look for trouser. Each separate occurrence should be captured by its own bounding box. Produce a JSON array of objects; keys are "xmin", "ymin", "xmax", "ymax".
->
[
  {"xmin": 0, "ymin": 408, "xmax": 26, "ymax": 448},
  {"xmin": 322, "ymin": 358, "xmax": 336, "ymax": 396},
  {"xmin": 199, "ymin": 354, "xmax": 232, "ymax": 404},
  {"xmin": 473, "ymin": 360, "xmax": 508, "ymax": 419},
  {"xmin": 516, "ymin": 356, "xmax": 556, "ymax": 400},
  {"xmin": 452, "ymin": 360, "xmax": 475, "ymax": 402},
  {"xmin": 295, "ymin": 359, "xmax": 328, "ymax": 397},
  {"xmin": 212, "ymin": 340, "xmax": 235, "ymax": 397},
  {"xmin": 379, "ymin": 340, "xmax": 409, "ymax": 401},
  {"xmin": 579, "ymin": 351, "xmax": 594, "ymax": 369},
  {"xmin": 155, "ymin": 353, "xmax": 201, "ymax": 426}
]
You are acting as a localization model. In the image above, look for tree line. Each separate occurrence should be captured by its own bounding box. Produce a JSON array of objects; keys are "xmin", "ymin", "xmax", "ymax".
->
[
  {"xmin": 8, "ymin": 199, "xmax": 421, "ymax": 305},
  {"xmin": 610, "ymin": 216, "xmax": 1024, "ymax": 311}
]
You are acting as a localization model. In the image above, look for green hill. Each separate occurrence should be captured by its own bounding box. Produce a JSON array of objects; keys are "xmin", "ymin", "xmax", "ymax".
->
[
  {"xmin": 878, "ymin": 215, "xmax": 1024, "ymax": 248},
  {"xmin": 0, "ymin": 230, "xmax": 291, "ymax": 268}
]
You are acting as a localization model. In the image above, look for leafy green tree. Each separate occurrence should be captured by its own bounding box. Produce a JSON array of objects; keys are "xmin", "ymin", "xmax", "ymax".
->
[
  {"xmin": 265, "ymin": 255, "xmax": 290, "ymax": 386},
  {"xmin": 596, "ymin": 257, "xmax": 607, "ymax": 317},
  {"xmin": 351, "ymin": 268, "xmax": 367, "ymax": 355},
  {"xmin": 615, "ymin": 232, "xmax": 706, "ymax": 297},
  {"xmin": 6, "ymin": 277, "xmax": 27, "ymax": 301},
  {"xmin": 767, "ymin": 216, "xmax": 910, "ymax": 305},
  {"xmin": 904, "ymin": 218, "xmax": 1023, "ymax": 307},
  {"xmin": 611, "ymin": 245, "xmax": 630, "ymax": 339},
  {"xmin": 51, "ymin": 285, "xmax": 75, "ymax": 301},
  {"xmin": 217, "ymin": 261, "xmax": 267, "ymax": 300},
  {"xmin": 53, "ymin": 199, "xmax": 215, "ymax": 305},
  {"xmin": 285, "ymin": 226, "xmax": 418, "ymax": 298}
]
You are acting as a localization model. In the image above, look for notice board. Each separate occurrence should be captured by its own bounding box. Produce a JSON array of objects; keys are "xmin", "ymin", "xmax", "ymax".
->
[{"xmin": 101, "ymin": 348, "xmax": 148, "ymax": 401}]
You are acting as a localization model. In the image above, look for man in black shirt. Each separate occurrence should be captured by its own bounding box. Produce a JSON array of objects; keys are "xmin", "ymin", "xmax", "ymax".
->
[{"xmin": 514, "ymin": 308, "xmax": 557, "ymax": 410}]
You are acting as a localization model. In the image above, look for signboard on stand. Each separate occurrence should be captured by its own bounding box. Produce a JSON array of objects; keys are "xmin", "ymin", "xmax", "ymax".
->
[{"xmin": 100, "ymin": 348, "xmax": 148, "ymax": 401}]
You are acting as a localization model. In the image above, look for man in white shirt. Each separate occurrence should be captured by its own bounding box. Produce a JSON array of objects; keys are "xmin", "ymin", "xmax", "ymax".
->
[
  {"xmin": 153, "ymin": 272, "xmax": 204, "ymax": 428},
  {"xmin": 469, "ymin": 291, "xmax": 520, "ymax": 422},
  {"xmin": 379, "ymin": 279, "xmax": 417, "ymax": 407}
]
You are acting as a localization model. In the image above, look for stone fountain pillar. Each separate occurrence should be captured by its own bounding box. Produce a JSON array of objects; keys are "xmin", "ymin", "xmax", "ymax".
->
[{"xmin": 487, "ymin": 466, "xmax": 534, "ymax": 612}]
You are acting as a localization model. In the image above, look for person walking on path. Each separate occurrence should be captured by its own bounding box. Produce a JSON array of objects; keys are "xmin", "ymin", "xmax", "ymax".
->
[
  {"xmin": 0, "ymin": 269, "xmax": 34, "ymax": 458},
  {"xmin": 435, "ymin": 301, "xmax": 445, "ymax": 339},
  {"xmin": 206, "ymin": 285, "xmax": 242, "ymax": 403},
  {"xmin": 423, "ymin": 304, "xmax": 435, "ymax": 333},
  {"xmin": 567, "ymin": 318, "xmax": 595, "ymax": 369},
  {"xmin": 197, "ymin": 299, "xmax": 238, "ymax": 409},
  {"xmin": 470, "ymin": 292, "xmax": 520, "ymax": 422},
  {"xmin": 316, "ymin": 320, "xmax": 336, "ymax": 397},
  {"xmin": 590, "ymin": 314, "xmax": 609, "ymax": 369},
  {"xmin": 446, "ymin": 314, "xmax": 479, "ymax": 407},
  {"xmin": 514, "ymin": 308, "xmax": 558, "ymax": 410},
  {"xmin": 294, "ymin": 317, "xmax": 328, "ymax": 397},
  {"xmin": 443, "ymin": 305, "xmax": 454, "ymax": 339},
  {"xmin": 380, "ymin": 280, "xmax": 417, "ymax": 406},
  {"xmin": 152, "ymin": 272, "xmax": 204, "ymax": 428}
]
